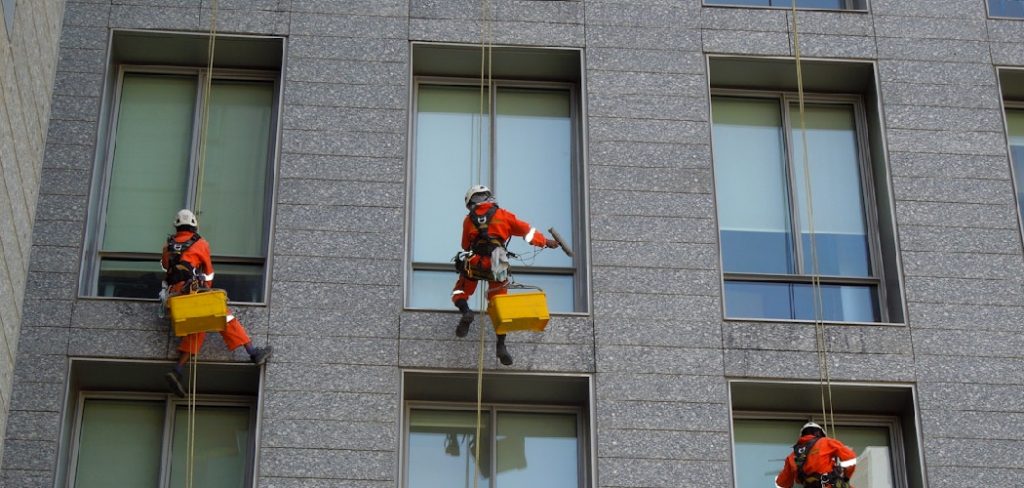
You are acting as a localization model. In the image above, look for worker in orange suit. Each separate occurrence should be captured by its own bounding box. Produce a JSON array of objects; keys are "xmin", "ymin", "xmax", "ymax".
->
[
  {"xmin": 776, "ymin": 422, "xmax": 857, "ymax": 488},
  {"xmin": 160, "ymin": 209, "xmax": 272, "ymax": 397},
  {"xmin": 452, "ymin": 185, "xmax": 559, "ymax": 366}
]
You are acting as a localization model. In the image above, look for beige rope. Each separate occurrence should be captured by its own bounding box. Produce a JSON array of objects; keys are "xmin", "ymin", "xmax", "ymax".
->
[
  {"xmin": 790, "ymin": 0, "xmax": 837, "ymax": 437},
  {"xmin": 194, "ymin": 0, "xmax": 218, "ymax": 219}
]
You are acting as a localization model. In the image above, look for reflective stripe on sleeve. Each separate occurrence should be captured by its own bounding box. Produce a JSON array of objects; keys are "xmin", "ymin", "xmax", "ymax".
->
[
  {"xmin": 203, "ymin": 273, "xmax": 215, "ymax": 281},
  {"xmin": 226, "ymin": 315, "xmax": 235, "ymax": 323},
  {"xmin": 776, "ymin": 484, "xmax": 785, "ymax": 488},
  {"xmin": 525, "ymin": 228, "xmax": 537, "ymax": 243},
  {"xmin": 840, "ymin": 458, "xmax": 857, "ymax": 468},
  {"xmin": 452, "ymin": 290, "xmax": 464, "ymax": 296}
]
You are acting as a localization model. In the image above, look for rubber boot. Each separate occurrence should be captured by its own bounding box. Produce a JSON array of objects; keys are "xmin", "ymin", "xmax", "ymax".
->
[
  {"xmin": 455, "ymin": 299, "xmax": 474, "ymax": 338},
  {"xmin": 250, "ymin": 345, "xmax": 273, "ymax": 366},
  {"xmin": 165, "ymin": 370, "xmax": 186, "ymax": 398},
  {"xmin": 495, "ymin": 334, "xmax": 513, "ymax": 366}
]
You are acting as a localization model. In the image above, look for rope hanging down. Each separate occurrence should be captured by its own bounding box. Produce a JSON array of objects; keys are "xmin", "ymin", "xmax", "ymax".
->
[
  {"xmin": 472, "ymin": 1, "xmax": 494, "ymax": 488},
  {"xmin": 185, "ymin": 3, "xmax": 218, "ymax": 488},
  {"xmin": 790, "ymin": 0, "xmax": 837, "ymax": 437}
]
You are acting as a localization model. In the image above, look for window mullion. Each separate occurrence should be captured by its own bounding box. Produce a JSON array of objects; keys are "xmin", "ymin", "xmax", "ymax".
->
[
  {"xmin": 159, "ymin": 400, "xmax": 175, "ymax": 488},
  {"xmin": 780, "ymin": 95, "xmax": 805, "ymax": 276},
  {"xmin": 490, "ymin": 407, "xmax": 498, "ymax": 488},
  {"xmin": 489, "ymin": 82, "xmax": 497, "ymax": 190}
]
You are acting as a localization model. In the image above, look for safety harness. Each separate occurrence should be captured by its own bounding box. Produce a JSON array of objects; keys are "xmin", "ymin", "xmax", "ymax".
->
[
  {"xmin": 165, "ymin": 233, "xmax": 202, "ymax": 287},
  {"xmin": 456, "ymin": 205, "xmax": 511, "ymax": 282},
  {"xmin": 793, "ymin": 437, "xmax": 850, "ymax": 488}
]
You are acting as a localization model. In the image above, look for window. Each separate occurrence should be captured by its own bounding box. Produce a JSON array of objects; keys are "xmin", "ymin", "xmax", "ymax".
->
[
  {"xmin": 711, "ymin": 94, "xmax": 884, "ymax": 322},
  {"xmin": 70, "ymin": 396, "xmax": 255, "ymax": 487},
  {"xmin": 402, "ymin": 372, "xmax": 592, "ymax": 488},
  {"xmin": 82, "ymin": 32, "xmax": 282, "ymax": 303},
  {"xmin": 60, "ymin": 360, "xmax": 261, "ymax": 488},
  {"xmin": 989, "ymin": 0, "xmax": 1024, "ymax": 18},
  {"xmin": 704, "ymin": 0, "xmax": 868, "ymax": 10},
  {"xmin": 408, "ymin": 44, "xmax": 585, "ymax": 312},
  {"xmin": 730, "ymin": 381, "xmax": 926, "ymax": 488},
  {"xmin": 1006, "ymin": 108, "xmax": 1024, "ymax": 233}
]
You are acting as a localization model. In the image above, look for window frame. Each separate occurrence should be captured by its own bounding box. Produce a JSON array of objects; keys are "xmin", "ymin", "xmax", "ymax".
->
[
  {"xmin": 81, "ymin": 64, "xmax": 282, "ymax": 304},
  {"xmin": 710, "ymin": 88, "xmax": 891, "ymax": 323},
  {"xmin": 401, "ymin": 400, "xmax": 589, "ymax": 488},
  {"xmin": 702, "ymin": 0, "xmax": 869, "ymax": 12},
  {"xmin": 987, "ymin": 0, "xmax": 1024, "ymax": 19},
  {"xmin": 405, "ymin": 75, "xmax": 588, "ymax": 312},
  {"xmin": 66, "ymin": 391, "xmax": 258, "ymax": 488},
  {"xmin": 731, "ymin": 410, "xmax": 910, "ymax": 488},
  {"xmin": 1002, "ymin": 101, "xmax": 1024, "ymax": 251}
]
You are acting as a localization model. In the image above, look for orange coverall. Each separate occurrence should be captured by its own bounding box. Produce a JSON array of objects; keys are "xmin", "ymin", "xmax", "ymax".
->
[
  {"xmin": 776, "ymin": 434, "xmax": 858, "ymax": 488},
  {"xmin": 451, "ymin": 202, "xmax": 550, "ymax": 302},
  {"xmin": 162, "ymin": 230, "xmax": 250, "ymax": 355}
]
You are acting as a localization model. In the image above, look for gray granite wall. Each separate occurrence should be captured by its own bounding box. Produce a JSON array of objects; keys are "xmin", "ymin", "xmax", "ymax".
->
[
  {"xmin": 0, "ymin": 0, "xmax": 65, "ymax": 472},
  {"xmin": 3, "ymin": 1, "xmax": 1024, "ymax": 487}
]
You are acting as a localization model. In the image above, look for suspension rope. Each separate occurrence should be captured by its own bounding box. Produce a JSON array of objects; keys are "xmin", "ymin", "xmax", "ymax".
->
[
  {"xmin": 472, "ymin": 1, "xmax": 494, "ymax": 487},
  {"xmin": 194, "ymin": 0, "xmax": 218, "ymax": 219},
  {"xmin": 790, "ymin": 0, "xmax": 837, "ymax": 437},
  {"xmin": 185, "ymin": 4, "xmax": 217, "ymax": 487}
]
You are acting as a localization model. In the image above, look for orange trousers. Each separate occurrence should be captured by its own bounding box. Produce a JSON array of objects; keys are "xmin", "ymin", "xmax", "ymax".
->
[
  {"xmin": 452, "ymin": 255, "xmax": 509, "ymax": 302},
  {"xmin": 177, "ymin": 312, "xmax": 250, "ymax": 355}
]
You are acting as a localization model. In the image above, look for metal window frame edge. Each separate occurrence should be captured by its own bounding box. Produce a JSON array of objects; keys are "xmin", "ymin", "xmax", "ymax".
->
[
  {"xmin": 700, "ymin": 0, "xmax": 870, "ymax": 13},
  {"xmin": 996, "ymin": 67, "xmax": 1024, "ymax": 255}
]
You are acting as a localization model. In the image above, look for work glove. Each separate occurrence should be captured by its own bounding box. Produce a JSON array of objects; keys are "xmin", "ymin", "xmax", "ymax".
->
[{"xmin": 545, "ymin": 239, "xmax": 560, "ymax": 249}]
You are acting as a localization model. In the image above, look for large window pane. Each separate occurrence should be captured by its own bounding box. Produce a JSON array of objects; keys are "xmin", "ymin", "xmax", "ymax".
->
[
  {"xmin": 734, "ymin": 419, "xmax": 894, "ymax": 488},
  {"xmin": 1007, "ymin": 110, "xmax": 1024, "ymax": 227},
  {"xmin": 495, "ymin": 412, "xmax": 578, "ymax": 488},
  {"xmin": 198, "ymin": 81, "xmax": 274, "ymax": 259},
  {"xmin": 103, "ymin": 74, "xmax": 195, "ymax": 253},
  {"xmin": 496, "ymin": 88, "xmax": 573, "ymax": 270},
  {"xmin": 75, "ymin": 400, "xmax": 164, "ymax": 488},
  {"xmin": 724, "ymin": 281, "xmax": 879, "ymax": 322},
  {"xmin": 408, "ymin": 409, "xmax": 491, "ymax": 488},
  {"xmin": 990, "ymin": 0, "xmax": 1024, "ymax": 17},
  {"xmin": 413, "ymin": 85, "xmax": 490, "ymax": 264},
  {"xmin": 97, "ymin": 259, "xmax": 163, "ymax": 299},
  {"xmin": 712, "ymin": 97, "xmax": 795, "ymax": 274},
  {"xmin": 169, "ymin": 405, "xmax": 250, "ymax": 488},
  {"xmin": 790, "ymin": 103, "xmax": 871, "ymax": 277}
]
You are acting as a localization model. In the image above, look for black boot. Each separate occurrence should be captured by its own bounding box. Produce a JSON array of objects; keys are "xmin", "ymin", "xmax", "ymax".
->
[
  {"xmin": 250, "ymin": 345, "xmax": 273, "ymax": 366},
  {"xmin": 455, "ymin": 299, "xmax": 474, "ymax": 338},
  {"xmin": 495, "ymin": 334, "xmax": 513, "ymax": 366},
  {"xmin": 165, "ymin": 370, "xmax": 186, "ymax": 398}
]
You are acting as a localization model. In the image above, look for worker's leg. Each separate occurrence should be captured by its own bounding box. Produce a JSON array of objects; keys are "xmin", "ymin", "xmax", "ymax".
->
[
  {"xmin": 219, "ymin": 310, "xmax": 273, "ymax": 365},
  {"xmin": 488, "ymin": 281, "xmax": 513, "ymax": 366},
  {"xmin": 166, "ymin": 332, "xmax": 205, "ymax": 398},
  {"xmin": 452, "ymin": 273, "xmax": 479, "ymax": 338}
]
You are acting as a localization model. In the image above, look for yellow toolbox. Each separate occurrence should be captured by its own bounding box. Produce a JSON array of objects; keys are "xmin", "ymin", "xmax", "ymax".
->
[
  {"xmin": 167, "ymin": 289, "xmax": 228, "ymax": 337},
  {"xmin": 488, "ymin": 291, "xmax": 549, "ymax": 335}
]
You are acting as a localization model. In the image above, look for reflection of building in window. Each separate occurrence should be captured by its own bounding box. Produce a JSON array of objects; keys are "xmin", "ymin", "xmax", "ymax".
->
[
  {"xmin": 708, "ymin": 57, "xmax": 904, "ymax": 323},
  {"xmin": 81, "ymin": 31, "xmax": 282, "ymax": 303},
  {"xmin": 407, "ymin": 44, "xmax": 586, "ymax": 313},
  {"xmin": 402, "ymin": 372, "xmax": 591, "ymax": 488}
]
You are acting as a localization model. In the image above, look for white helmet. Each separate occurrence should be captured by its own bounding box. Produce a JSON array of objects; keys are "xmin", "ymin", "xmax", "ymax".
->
[
  {"xmin": 174, "ymin": 209, "xmax": 198, "ymax": 228},
  {"xmin": 801, "ymin": 421, "xmax": 825, "ymax": 436},
  {"xmin": 464, "ymin": 184, "xmax": 492, "ymax": 207}
]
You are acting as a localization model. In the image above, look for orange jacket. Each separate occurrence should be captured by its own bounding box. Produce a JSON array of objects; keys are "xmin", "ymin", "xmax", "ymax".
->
[
  {"xmin": 776, "ymin": 435, "xmax": 857, "ymax": 488},
  {"xmin": 461, "ymin": 202, "xmax": 548, "ymax": 251},
  {"xmin": 161, "ymin": 230, "xmax": 215, "ymax": 286}
]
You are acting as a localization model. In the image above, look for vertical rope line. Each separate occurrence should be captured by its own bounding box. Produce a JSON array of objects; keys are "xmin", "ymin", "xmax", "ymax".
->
[
  {"xmin": 186, "ymin": 351, "xmax": 198, "ymax": 488},
  {"xmin": 472, "ymin": 3, "xmax": 493, "ymax": 488},
  {"xmin": 194, "ymin": 0, "xmax": 218, "ymax": 218},
  {"xmin": 790, "ymin": 1, "xmax": 836, "ymax": 436}
]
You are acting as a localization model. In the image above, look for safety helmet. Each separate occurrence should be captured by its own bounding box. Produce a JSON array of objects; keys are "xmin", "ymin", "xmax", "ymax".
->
[
  {"xmin": 464, "ymin": 184, "xmax": 492, "ymax": 208},
  {"xmin": 801, "ymin": 421, "xmax": 825, "ymax": 436},
  {"xmin": 174, "ymin": 209, "xmax": 198, "ymax": 228}
]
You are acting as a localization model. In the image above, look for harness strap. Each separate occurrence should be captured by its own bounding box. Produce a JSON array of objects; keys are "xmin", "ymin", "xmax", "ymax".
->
[
  {"xmin": 468, "ymin": 205, "xmax": 506, "ymax": 254},
  {"xmin": 794, "ymin": 436, "xmax": 822, "ymax": 485},
  {"xmin": 166, "ymin": 233, "xmax": 202, "ymax": 285}
]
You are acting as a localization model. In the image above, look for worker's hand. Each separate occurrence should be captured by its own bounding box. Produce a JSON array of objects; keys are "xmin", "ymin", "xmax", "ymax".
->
[{"xmin": 545, "ymin": 239, "xmax": 560, "ymax": 249}]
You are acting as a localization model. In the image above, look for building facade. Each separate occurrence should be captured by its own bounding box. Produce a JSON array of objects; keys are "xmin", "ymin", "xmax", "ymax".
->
[{"xmin": 3, "ymin": 0, "xmax": 1024, "ymax": 487}]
